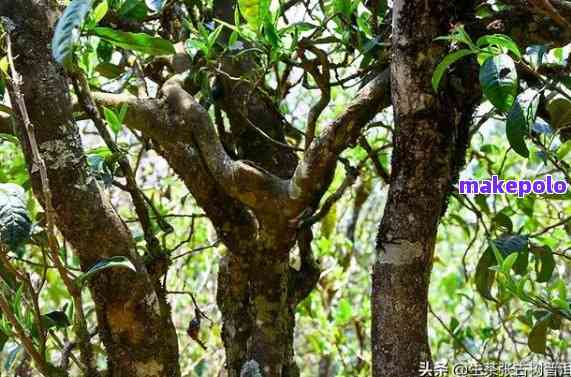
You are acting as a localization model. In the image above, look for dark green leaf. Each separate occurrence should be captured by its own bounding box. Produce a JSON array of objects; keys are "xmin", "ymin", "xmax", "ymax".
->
[
  {"xmin": 505, "ymin": 88, "xmax": 540, "ymax": 158},
  {"xmin": 546, "ymin": 96, "xmax": 571, "ymax": 131},
  {"xmin": 531, "ymin": 245, "xmax": 555, "ymax": 283},
  {"xmin": 118, "ymin": 0, "xmax": 148, "ymax": 21},
  {"xmin": 52, "ymin": 0, "xmax": 93, "ymax": 68},
  {"xmin": 475, "ymin": 247, "xmax": 497, "ymax": 301},
  {"xmin": 91, "ymin": 27, "xmax": 175, "ymax": 55},
  {"xmin": 0, "ymin": 184, "xmax": 31, "ymax": 252},
  {"xmin": 479, "ymin": 54, "xmax": 518, "ymax": 112},
  {"xmin": 528, "ymin": 314, "xmax": 550, "ymax": 354},
  {"xmin": 75, "ymin": 256, "xmax": 137, "ymax": 287},
  {"xmin": 492, "ymin": 213, "xmax": 513, "ymax": 233},
  {"xmin": 432, "ymin": 49, "xmax": 474, "ymax": 92},
  {"xmin": 41, "ymin": 310, "xmax": 71, "ymax": 329}
]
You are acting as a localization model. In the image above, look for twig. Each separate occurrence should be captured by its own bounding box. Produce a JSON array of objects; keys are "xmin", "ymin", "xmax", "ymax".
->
[
  {"xmin": 171, "ymin": 240, "xmax": 220, "ymax": 260},
  {"xmin": 300, "ymin": 158, "xmax": 362, "ymax": 228},
  {"xmin": 359, "ymin": 137, "xmax": 390, "ymax": 183},
  {"xmin": 428, "ymin": 304, "xmax": 483, "ymax": 365},
  {"xmin": 530, "ymin": 216, "xmax": 571, "ymax": 237}
]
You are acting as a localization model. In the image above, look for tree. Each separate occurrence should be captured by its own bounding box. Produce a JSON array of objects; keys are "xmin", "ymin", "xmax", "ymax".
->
[
  {"xmin": 0, "ymin": 0, "xmax": 569, "ymax": 376},
  {"xmin": 0, "ymin": 0, "xmax": 388, "ymax": 375},
  {"xmin": 373, "ymin": 1, "xmax": 570, "ymax": 376}
]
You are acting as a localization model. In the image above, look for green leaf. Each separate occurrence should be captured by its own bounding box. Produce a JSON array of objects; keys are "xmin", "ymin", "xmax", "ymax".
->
[
  {"xmin": 335, "ymin": 298, "xmax": 353, "ymax": 324},
  {"xmin": 546, "ymin": 96, "xmax": 571, "ymax": 131},
  {"xmin": 41, "ymin": 310, "xmax": 71, "ymax": 330},
  {"xmin": 493, "ymin": 235, "xmax": 529, "ymax": 275},
  {"xmin": 91, "ymin": 27, "xmax": 175, "ymax": 55},
  {"xmin": 432, "ymin": 49, "xmax": 474, "ymax": 92},
  {"xmin": 91, "ymin": 0, "xmax": 109, "ymax": 26},
  {"xmin": 75, "ymin": 256, "xmax": 137, "ymax": 287},
  {"xmin": 0, "ymin": 184, "xmax": 31, "ymax": 252},
  {"xmin": 501, "ymin": 252, "xmax": 519, "ymax": 273},
  {"xmin": 0, "ymin": 133, "xmax": 19, "ymax": 145},
  {"xmin": 492, "ymin": 212, "xmax": 513, "ymax": 233},
  {"xmin": 543, "ymin": 43, "xmax": 571, "ymax": 67},
  {"xmin": 479, "ymin": 54, "xmax": 518, "ymax": 112},
  {"xmin": 531, "ymin": 246, "xmax": 555, "ymax": 283},
  {"xmin": 505, "ymin": 88, "xmax": 540, "ymax": 158},
  {"xmin": 238, "ymin": 0, "xmax": 270, "ymax": 31},
  {"xmin": 279, "ymin": 22, "xmax": 317, "ymax": 35},
  {"xmin": 477, "ymin": 34, "xmax": 521, "ymax": 58},
  {"xmin": 103, "ymin": 107, "xmax": 122, "ymax": 134},
  {"xmin": 117, "ymin": 0, "xmax": 148, "ymax": 21},
  {"xmin": 52, "ymin": 0, "xmax": 94, "ymax": 68},
  {"xmin": 475, "ymin": 247, "xmax": 497, "ymax": 301},
  {"xmin": 436, "ymin": 25, "xmax": 477, "ymax": 50},
  {"xmin": 528, "ymin": 314, "xmax": 550, "ymax": 354}
]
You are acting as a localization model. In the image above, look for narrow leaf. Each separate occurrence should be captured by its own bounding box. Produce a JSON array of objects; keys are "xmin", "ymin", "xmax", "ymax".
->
[
  {"xmin": 75, "ymin": 256, "xmax": 137, "ymax": 287},
  {"xmin": 528, "ymin": 315, "xmax": 550, "ymax": 354},
  {"xmin": 432, "ymin": 49, "xmax": 474, "ymax": 92},
  {"xmin": 92, "ymin": 27, "xmax": 175, "ymax": 55},
  {"xmin": 475, "ymin": 247, "xmax": 497, "ymax": 301},
  {"xmin": 505, "ymin": 88, "xmax": 540, "ymax": 158}
]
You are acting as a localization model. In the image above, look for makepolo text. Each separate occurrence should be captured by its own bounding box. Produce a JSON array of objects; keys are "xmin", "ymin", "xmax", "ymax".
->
[{"xmin": 458, "ymin": 175, "xmax": 569, "ymax": 197}]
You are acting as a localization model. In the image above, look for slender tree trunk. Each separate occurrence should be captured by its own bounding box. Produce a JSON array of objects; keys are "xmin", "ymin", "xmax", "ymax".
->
[{"xmin": 371, "ymin": 1, "xmax": 479, "ymax": 376}]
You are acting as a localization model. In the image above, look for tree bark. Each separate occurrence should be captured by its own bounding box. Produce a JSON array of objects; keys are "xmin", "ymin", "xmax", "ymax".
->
[
  {"xmin": 0, "ymin": 1, "xmax": 180, "ymax": 376},
  {"xmin": 371, "ymin": 1, "xmax": 480, "ymax": 376}
]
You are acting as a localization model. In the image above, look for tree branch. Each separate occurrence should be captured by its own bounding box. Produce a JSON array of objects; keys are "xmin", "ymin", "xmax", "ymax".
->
[{"xmin": 288, "ymin": 69, "xmax": 391, "ymax": 209}]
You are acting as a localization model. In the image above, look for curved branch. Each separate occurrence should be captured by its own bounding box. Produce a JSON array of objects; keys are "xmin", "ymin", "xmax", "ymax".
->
[
  {"xmin": 91, "ymin": 78, "xmax": 291, "ymax": 214},
  {"xmin": 289, "ymin": 69, "xmax": 391, "ymax": 208}
]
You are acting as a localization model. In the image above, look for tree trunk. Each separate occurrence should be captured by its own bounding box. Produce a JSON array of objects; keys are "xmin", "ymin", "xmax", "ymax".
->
[
  {"xmin": 216, "ymin": 221, "xmax": 317, "ymax": 377},
  {"xmin": 371, "ymin": 1, "xmax": 479, "ymax": 376},
  {"xmin": 1, "ymin": 1, "xmax": 180, "ymax": 376}
]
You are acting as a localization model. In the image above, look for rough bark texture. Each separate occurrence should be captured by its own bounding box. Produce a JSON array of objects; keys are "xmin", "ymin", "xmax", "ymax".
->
[
  {"xmin": 371, "ymin": 1, "xmax": 480, "ymax": 376},
  {"xmin": 87, "ymin": 46, "xmax": 390, "ymax": 377},
  {"xmin": 0, "ymin": 1, "xmax": 180, "ymax": 376}
]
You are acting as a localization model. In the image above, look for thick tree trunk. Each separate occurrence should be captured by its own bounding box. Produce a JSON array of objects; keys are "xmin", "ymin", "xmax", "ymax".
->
[
  {"xmin": 216, "ymin": 223, "xmax": 315, "ymax": 377},
  {"xmin": 371, "ymin": 1, "xmax": 479, "ymax": 376},
  {"xmin": 1, "ymin": 1, "xmax": 180, "ymax": 376}
]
